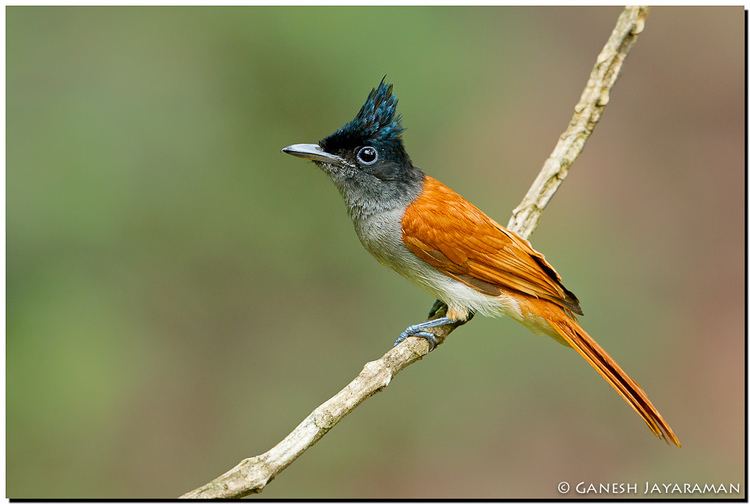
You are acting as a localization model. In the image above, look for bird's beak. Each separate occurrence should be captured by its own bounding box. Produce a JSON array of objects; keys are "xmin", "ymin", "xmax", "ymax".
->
[{"xmin": 281, "ymin": 144, "xmax": 345, "ymax": 165}]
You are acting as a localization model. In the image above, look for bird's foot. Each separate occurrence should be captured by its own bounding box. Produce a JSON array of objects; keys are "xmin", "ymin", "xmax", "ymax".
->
[{"xmin": 393, "ymin": 316, "xmax": 456, "ymax": 351}]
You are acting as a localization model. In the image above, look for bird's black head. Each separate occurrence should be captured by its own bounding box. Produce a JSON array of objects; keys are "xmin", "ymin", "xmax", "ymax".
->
[
  {"xmin": 318, "ymin": 79, "xmax": 413, "ymax": 180},
  {"xmin": 282, "ymin": 80, "xmax": 424, "ymax": 215}
]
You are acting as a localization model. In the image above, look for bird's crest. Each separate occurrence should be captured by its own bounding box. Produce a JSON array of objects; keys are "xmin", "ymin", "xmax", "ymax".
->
[
  {"xmin": 322, "ymin": 79, "xmax": 404, "ymax": 150},
  {"xmin": 351, "ymin": 78, "xmax": 403, "ymax": 141}
]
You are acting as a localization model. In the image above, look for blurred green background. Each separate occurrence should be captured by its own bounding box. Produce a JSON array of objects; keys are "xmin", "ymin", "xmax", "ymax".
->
[{"xmin": 7, "ymin": 6, "xmax": 744, "ymax": 499}]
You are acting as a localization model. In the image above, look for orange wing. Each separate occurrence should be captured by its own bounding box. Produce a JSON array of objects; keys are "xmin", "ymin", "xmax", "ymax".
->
[{"xmin": 402, "ymin": 176, "xmax": 582, "ymax": 316}]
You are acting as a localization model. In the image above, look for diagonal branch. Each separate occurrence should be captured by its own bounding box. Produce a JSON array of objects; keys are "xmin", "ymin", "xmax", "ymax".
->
[
  {"xmin": 507, "ymin": 6, "xmax": 649, "ymax": 235},
  {"xmin": 180, "ymin": 6, "xmax": 650, "ymax": 499}
]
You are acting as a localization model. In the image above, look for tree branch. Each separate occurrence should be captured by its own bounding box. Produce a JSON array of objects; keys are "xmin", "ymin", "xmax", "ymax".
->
[
  {"xmin": 508, "ymin": 6, "xmax": 649, "ymax": 235},
  {"xmin": 180, "ymin": 6, "xmax": 649, "ymax": 499}
]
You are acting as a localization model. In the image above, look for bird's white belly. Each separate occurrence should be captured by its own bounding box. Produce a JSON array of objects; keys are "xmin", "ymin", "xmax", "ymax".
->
[{"xmin": 353, "ymin": 207, "xmax": 523, "ymax": 321}]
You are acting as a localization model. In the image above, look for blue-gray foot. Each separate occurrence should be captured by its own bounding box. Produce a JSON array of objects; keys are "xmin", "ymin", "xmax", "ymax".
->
[{"xmin": 393, "ymin": 316, "xmax": 456, "ymax": 350}]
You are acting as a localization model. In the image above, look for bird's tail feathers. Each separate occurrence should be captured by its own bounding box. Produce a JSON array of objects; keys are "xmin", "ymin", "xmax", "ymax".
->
[{"xmin": 544, "ymin": 309, "xmax": 681, "ymax": 447}]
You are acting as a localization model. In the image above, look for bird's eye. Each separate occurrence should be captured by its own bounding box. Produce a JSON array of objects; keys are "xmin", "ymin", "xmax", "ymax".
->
[{"xmin": 356, "ymin": 146, "xmax": 378, "ymax": 165}]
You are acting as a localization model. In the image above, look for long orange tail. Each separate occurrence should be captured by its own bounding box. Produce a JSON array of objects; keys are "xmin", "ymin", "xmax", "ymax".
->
[{"xmin": 544, "ymin": 309, "xmax": 680, "ymax": 446}]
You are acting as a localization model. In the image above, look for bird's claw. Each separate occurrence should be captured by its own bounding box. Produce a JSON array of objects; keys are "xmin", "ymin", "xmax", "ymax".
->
[
  {"xmin": 393, "ymin": 328, "xmax": 439, "ymax": 350},
  {"xmin": 393, "ymin": 316, "xmax": 458, "ymax": 351}
]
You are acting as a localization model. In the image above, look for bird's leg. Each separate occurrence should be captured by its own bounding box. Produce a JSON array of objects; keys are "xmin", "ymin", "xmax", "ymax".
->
[
  {"xmin": 393, "ymin": 317, "xmax": 456, "ymax": 350},
  {"xmin": 428, "ymin": 299, "xmax": 448, "ymax": 318},
  {"xmin": 394, "ymin": 302, "xmax": 477, "ymax": 351}
]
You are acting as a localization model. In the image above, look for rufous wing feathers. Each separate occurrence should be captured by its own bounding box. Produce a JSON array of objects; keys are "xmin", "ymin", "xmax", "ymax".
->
[{"xmin": 402, "ymin": 176, "xmax": 582, "ymax": 315}]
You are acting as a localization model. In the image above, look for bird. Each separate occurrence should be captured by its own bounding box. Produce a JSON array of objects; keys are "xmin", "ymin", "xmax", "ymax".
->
[{"xmin": 282, "ymin": 79, "xmax": 680, "ymax": 447}]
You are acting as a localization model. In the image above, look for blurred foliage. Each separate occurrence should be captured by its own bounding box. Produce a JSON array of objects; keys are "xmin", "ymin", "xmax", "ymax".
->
[{"xmin": 7, "ymin": 6, "xmax": 744, "ymax": 498}]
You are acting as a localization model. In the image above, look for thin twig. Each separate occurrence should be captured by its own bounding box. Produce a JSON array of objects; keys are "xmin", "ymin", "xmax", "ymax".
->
[{"xmin": 180, "ymin": 6, "xmax": 649, "ymax": 499}]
